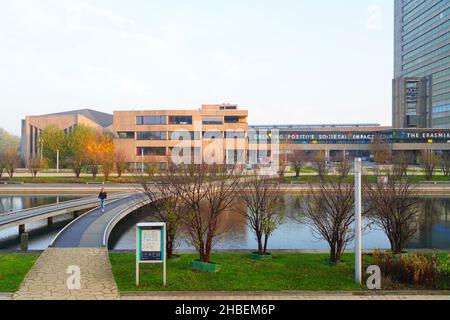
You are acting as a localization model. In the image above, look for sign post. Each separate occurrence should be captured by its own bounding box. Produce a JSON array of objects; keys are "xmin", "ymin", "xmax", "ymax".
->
[
  {"xmin": 354, "ymin": 158, "xmax": 362, "ymax": 285},
  {"xmin": 136, "ymin": 222, "xmax": 166, "ymax": 287}
]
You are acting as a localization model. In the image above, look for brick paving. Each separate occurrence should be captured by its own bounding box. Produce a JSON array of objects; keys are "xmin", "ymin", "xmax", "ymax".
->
[
  {"xmin": 13, "ymin": 248, "xmax": 119, "ymax": 300},
  {"xmin": 121, "ymin": 292, "xmax": 450, "ymax": 300}
]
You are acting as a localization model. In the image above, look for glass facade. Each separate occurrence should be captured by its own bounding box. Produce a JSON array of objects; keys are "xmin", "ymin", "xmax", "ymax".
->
[
  {"xmin": 395, "ymin": 0, "xmax": 450, "ymax": 128},
  {"xmin": 136, "ymin": 116, "xmax": 166, "ymax": 125}
]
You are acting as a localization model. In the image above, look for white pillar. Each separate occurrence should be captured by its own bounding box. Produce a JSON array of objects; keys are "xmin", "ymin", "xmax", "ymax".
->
[
  {"xmin": 354, "ymin": 158, "xmax": 362, "ymax": 285},
  {"xmin": 56, "ymin": 149, "xmax": 59, "ymax": 174}
]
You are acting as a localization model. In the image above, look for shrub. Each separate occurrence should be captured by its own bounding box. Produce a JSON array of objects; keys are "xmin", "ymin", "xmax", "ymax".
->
[{"xmin": 373, "ymin": 250, "xmax": 441, "ymax": 288}]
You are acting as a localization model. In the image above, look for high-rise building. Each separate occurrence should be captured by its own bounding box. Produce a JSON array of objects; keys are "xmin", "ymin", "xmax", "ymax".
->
[{"xmin": 393, "ymin": 0, "xmax": 450, "ymax": 128}]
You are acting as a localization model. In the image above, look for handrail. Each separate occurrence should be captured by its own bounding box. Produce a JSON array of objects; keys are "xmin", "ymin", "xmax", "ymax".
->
[{"xmin": 102, "ymin": 195, "xmax": 152, "ymax": 247}]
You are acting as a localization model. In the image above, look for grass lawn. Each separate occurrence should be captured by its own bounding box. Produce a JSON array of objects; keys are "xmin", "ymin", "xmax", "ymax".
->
[
  {"xmin": 0, "ymin": 176, "xmax": 146, "ymax": 184},
  {"xmin": 0, "ymin": 254, "xmax": 39, "ymax": 292},
  {"xmin": 110, "ymin": 253, "xmax": 375, "ymax": 292},
  {"xmin": 283, "ymin": 175, "xmax": 450, "ymax": 184}
]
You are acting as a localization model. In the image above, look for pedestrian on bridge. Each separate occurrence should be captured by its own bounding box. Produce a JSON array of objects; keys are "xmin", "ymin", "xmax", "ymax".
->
[{"xmin": 98, "ymin": 188, "xmax": 107, "ymax": 212}]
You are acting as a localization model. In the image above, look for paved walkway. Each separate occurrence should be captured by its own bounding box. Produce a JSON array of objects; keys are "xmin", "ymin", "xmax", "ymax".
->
[
  {"xmin": 13, "ymin": 248, "xmax": 119, "ymax": 300},
  {"xmin": 122, "ymin": 292, "xmax": 450, "ymax": 300}
]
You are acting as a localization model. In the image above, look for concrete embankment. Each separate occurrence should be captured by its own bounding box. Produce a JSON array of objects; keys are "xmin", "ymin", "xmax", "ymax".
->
[{"xmin": 1, "ymin": 182, "xmax": 450, "ymax": 195}]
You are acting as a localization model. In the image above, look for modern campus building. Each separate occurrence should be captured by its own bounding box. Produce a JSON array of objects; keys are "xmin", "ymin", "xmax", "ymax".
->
[
  {"xmin": 20, "ymin": 105, "xmax": 450, "ymax": 168},
  {"xmin": 393, "ymin": 0, "xmax": 450, "ymax": 128},
  {"xmin": 20, "ymin": 109, "xmax": 113, "ymax": 165}
]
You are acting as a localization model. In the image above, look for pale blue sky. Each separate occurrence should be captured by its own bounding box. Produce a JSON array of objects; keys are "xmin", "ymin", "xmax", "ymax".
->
[{"xmin": 0, "ymin": 0, "xmax": 393, "ymax": 135}]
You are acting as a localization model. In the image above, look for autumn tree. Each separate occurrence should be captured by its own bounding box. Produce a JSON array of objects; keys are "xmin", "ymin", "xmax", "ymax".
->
[
  {"xmin": 419, "ymin": 150, "xmax": 440, "ymax": 180},
  {"xmin": 296, "ymin": 182, "xmax": 355, "ymax": 263},
  {"xmin": 66, "ymin": 125, "xmax": 97, "ymax": 177},
  {"xmin": 239, "ymin": 174, "xmax": 284, "ymax": 256},
  {"xmin": 164, "ymin": 163, "xmax": 243, "ymax": 263},
  {"xmin": 0, "ymin": 128, "xmax": 19, "ymax": 152},
  {"xmin": 370, "ymin": 135, "xmax": 392, "ymax": 166},
  {"xmin": 41, "ymin": 125, "xmax": 68, "ymax": 167},
  {"xmin": 364, "ymin": 179, "xmax": 420, "ymax": 254}
]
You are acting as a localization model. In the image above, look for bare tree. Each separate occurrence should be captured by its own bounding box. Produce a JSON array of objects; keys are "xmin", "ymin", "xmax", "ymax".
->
[
  {"xmin": 289, "ymin": 150, "xmax": 307, "ymax": 178},
  {"xmin": 336, "ymin": 152, "xmax": 352, "ymax": 179},
  {"xmin": 419, "ymin": 150, "xmax": 440, "ymax": 180},
  {"xmin": 364, "ymin": 179, "xmax": 420, "ymax": 254},
  {"xmin": 29, "ymin": 157, "xmax": 47, "ymax": 178},
  {"xmin": 277, "ymin": 155, "xmax": 287, "ymax": 180},
  {"xmin": 238, "ymin": 174, "xmax": 284, "ymax": 256},
  {"xmin": 140, "ymin": 178, "xmax": 185, "ymax": 259},
  {"xmin": 296, "ymin": 182, "xmax": 355, "ymax": 263},
  {"xmin": 391, "ymin": 151, "xmax": 411, "ymax": 181},
  {"xmin": 0, "ymin": 151, "xmax": 5, "ymax": 178},
  {"xmin": 4, "ymin": 147, "xmax": 21, "ymax": 178},
  {"xmin": 164, "ymin": 163, "xmax": 243, "ymax": 263},
  {"xmin": 114, "ymin": 149, "xmax": 129, "ymax": 178},
  {"xmin": 440, "ymin": 152, "xmax": 450, "ymax": 177},
  {"xmin": 66, "ymin": 154, "xmax": 84, "ymax": 178},
  {"xmin": 314, "ymin": 151, "xmax": 328, "ymax": 182}
]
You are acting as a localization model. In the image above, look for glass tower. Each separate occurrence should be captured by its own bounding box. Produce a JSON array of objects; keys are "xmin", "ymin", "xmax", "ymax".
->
[{"xmin": 393, "ymin": 0, "xmax": 450, "ymax": 128}]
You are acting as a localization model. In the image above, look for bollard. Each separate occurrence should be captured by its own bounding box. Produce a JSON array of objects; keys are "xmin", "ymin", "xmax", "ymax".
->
[
  {"xmin": 47, "ymin": 217, "xmax": 54, "ymax": 225},
  {"xmin": 21, "ymin": 232, "xmax": 29, "ymax": 251},
  {"xmin": 19, "ymin": 224, "xmax": 25, "ymax": 235}
]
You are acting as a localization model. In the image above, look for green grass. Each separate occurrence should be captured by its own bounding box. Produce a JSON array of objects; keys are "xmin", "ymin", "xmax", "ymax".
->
[
  {"xmin": 0, "ymin": 254, "xmax": 39, "ymax": 292},
  {"xmin": 0, "ymin": 176, "xmax": 149, "ymax": 184},
  {"xmin": 110, "ymin": 253, "xmax": 375, "ymax": 292},
  {"xmin": 283, "ymin": 175, "xmax": 450, "ymax": 184}
]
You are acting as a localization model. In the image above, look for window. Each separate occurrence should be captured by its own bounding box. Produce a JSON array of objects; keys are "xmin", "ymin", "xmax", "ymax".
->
[
  {"xmin": 136, "ymin": 116, "xmax": 166, "ymax": 125},
  {"xmin": 203, "ymin": 131, "xmax": 223, "ymax": 139},
  {"xmin": 136, "ymin": 147, "xmax": 166, "ymax": 156},
  {"xmin": 224, "ymin": 116, "xmax": 240, "ymax": 123},
  {"xmin": 117, "ymin": 132, "xmax": 135, "ymax": 139},
  {"xmin": 225, "ymin": 131, "xmax": 246, "ymax": 139},
  {"xmin": 136, "ymin": 131, "xmax": 166, "ymax": 140},
  {"xmin": 169, "ymin": 116, "xmax": 193, "ymax": 125},
  {"xmin": 202, "ymin": 116, "xmax": 223, "ymax": 125},
  {"xmin": 169, "ymin": 131, "xmax": 201, "ymax": 140}
]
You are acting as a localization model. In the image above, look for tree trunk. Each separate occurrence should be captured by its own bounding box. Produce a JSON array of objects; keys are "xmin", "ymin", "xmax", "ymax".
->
[
  {"xmin": 263, "ymin": 234, "xmax": 269, "ymax": 255},
  {"xmin": 257, "ymin": 234, "xmax": 263, "ymax": 256}
]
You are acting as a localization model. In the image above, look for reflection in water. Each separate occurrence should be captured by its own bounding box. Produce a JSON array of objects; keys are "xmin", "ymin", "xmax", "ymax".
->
[
  {"xmin": 109, "ymin": 194, "xmax": 450, "ymax": 251},
  {"xmin": 0, "ymin": 195, "xmax": 83, "ymax": 250}
]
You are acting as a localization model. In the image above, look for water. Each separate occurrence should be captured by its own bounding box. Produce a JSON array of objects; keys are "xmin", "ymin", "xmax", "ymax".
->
[
  {"xmin": 109, "ymin": 194, "xmax": 450, "ymax": 251},
  {"xmin": 0, "ymin": 195, "xmax": 84, "ymax": 250}
]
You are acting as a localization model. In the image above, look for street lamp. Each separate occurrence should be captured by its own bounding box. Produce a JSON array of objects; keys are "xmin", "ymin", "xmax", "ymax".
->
[{"xmin": 354, "ymin": 158, "xmax": 362, "ymax": 285}]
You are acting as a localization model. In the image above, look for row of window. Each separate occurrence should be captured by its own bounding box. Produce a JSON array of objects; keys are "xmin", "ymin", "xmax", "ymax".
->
[
  {"xmin": 403, "ymin": 0, "xmax": 426, "ymax": 14},
  {"xmin": 402, "ymin": 0, "xmax": 449, "ymax": 33},
  {"xmin": 136, "ymin": 147, "xmax": 247, "ymax": 157},
  {"xmin": 402, "ymin": 43, "xmax": 450, "ymax": 71},
  {"xmin": 402, "ymin": 27, "xmax": 450, "ymax": 60},
  {"xmin": 402, "ymin": 7, "xmax": 449, "ymax": 42},
  {"xmin": 433, "ymin": 91, "xmax": 450, "ymax": 103},
  {"xmin": 403, "ymin": 0, "xmax": 432, "ymax": 24},
  {"xmin": 136, "ymin": 115, "xmax": 243, "ymax": 126},
  {"xmin": 433, "ymin": 67, "xmax": 450, "ymax": 80},
  {"xmin": 433, "ymin": 79, "xmax": 450, "ymax": 91},
  {"xmin": 433, "ymin": 103, "xmax": 450, "ymax": 113},
  {"xmin": 118, "ymin": 131, "xmax": 247, "ymax": 140},
  {"xmin": 432, "ymin": 115, "xmax": 450, "ymax": 125},
  {"xmin": 404, "ymin": 56, "xmax": 450, "ymax": 77}
]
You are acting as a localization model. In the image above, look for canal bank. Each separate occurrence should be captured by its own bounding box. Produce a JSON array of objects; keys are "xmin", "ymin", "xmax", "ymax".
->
[{"xmin": 1, "ymin": 182, "xmax": 450, "ymax": 195}]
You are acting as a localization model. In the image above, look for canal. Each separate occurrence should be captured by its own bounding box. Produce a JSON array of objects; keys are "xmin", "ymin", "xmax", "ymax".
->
[{"xmin": 0, "ymin": 194, "xmax": 449, "ymax": 251}]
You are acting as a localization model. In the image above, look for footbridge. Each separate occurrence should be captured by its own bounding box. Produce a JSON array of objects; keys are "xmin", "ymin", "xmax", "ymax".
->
[
  {"xmin": 51, "ymin": 193, "xmax": 153, "ymax": 248},
  {"xmin": 0, "ymin": 193, "xmax": 131, "ymax": 234}
]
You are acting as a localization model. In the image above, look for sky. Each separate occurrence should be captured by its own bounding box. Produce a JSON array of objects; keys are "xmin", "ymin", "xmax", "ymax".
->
[{"xmin": 0, "ymin": 0, "xmax": 394, "ymax": 136}]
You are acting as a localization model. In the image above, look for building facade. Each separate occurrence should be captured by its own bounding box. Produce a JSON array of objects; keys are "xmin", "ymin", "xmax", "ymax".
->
[
  {"xmin": 393, "ymin": 0, "xmax": 450, "ymax": 128},
  {"xmin": 21, "ymin": 109, "xmax": 113, "ymax": 165},
  {"xmin": 21, "ymin": 106, "xmax": 450, "ymax": 168},
  {"xmin": 113, "ymin": 104, "xmax": 248, "ymax": 168}
]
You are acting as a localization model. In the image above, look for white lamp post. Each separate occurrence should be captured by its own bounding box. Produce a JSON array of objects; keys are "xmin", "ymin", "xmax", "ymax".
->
[{"xmin": 354, "ymin": 158, "xmax": 362, "ymax": 285}]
